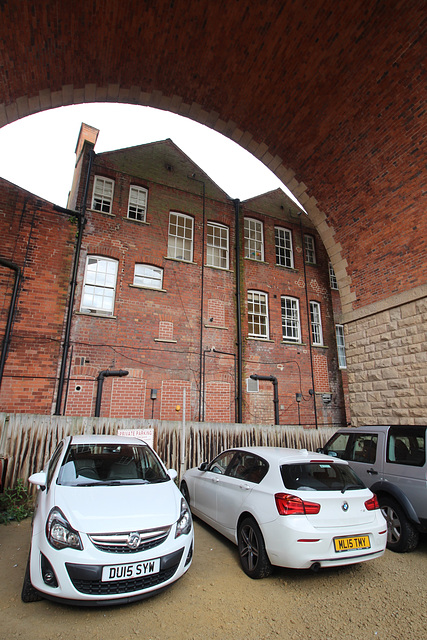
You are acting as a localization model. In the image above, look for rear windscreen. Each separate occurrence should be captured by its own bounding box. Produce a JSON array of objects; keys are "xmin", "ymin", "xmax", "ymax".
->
[{"xmin": 281, "ymin": 462, "xmax": 365, "ymax": 491}]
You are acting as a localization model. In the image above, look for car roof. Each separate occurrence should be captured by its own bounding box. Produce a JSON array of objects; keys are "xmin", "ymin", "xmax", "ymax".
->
[
  {"xmin": 333, "ymin": 425, "xmax": 426, "ymax": 434},
  {"xmin": 69, "ymin": 435, "xmax": 148, "ymax": 446},
  {"xmin": 230, "ymin": 446, "xmax": 347, "ymax": 465}
]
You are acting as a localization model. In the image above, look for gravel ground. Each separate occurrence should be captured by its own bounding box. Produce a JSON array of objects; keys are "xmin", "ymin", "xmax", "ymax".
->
[{"xmin": 1, "ymin": 517, "xmax": 427, "ymax": 640}]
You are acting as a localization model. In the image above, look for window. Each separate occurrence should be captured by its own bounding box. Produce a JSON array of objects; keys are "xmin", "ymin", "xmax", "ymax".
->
[
  {"xmin": 335, "ymin": 325, "xmax": 347, "ymax": 368},
  {"xmin": 310, "ymin": 301, "xmax": 323, "ymax": 345},
  {"xmin": 387, "ymin": 427, "xmax": 426, "ymax": 467},
  {"xmin": 134, "ymin": 264, "xmax": 163, "ymax": 290},
  {"xmin": 128, "ymin": 186, "xmax": 148, "ymax": 222},
  {"xmin": 275, "ymin": 227, "xmax": 294, "ymax": 268},
  {"xmin": 329, "ymin": 262, "xmax": 338, "ymax": 289},
  {"xmin": 207, "ymin": 222, "xmax": 229, "ymax": 269},
  {"xmin": 304, "ymin": 234, "xmax": 316, "ymax": 264},
  {"xmin": 81, "ymin": 256, "xmax": 118, "ymax": 316},
  {"xmin": 248, "ymin": 290, "xmax": 269, "ymax": 339},
  {"xmin": 92, "ymin": 176, "xmax": 114, "ymax": 214},
  {"xmin": 244, "ymin": 218, "xmax": 264, "ymax": 261},
  {"xmin": 167, "ymin": 212, "xmax": 194, "ymax": 261},
  {"xmin": 246, "ymin": 377, "xmax": 259, "ymax": 393},
  {"xmin": 281, "ymin": 296, "xmax": 301, "ymax": 342}
]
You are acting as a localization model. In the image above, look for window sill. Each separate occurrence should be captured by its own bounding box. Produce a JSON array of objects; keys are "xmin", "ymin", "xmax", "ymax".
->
[
  {"xmin": 154, "ymin": 338, "xmax": 177, "ymax": 343},
  {"xmin": 124, "ymin": 217, "xmax": 150, "ymax": 226},
  {"xmin": 247, "ymin": 336, "xmax": 274, "ymax": 342},
  {"xmin": 244, "ymin": 257, "xmax": 268, "ymax": 265},
  {"xmin": 76, "ymin": 311, "xmax": 117, "ymax": 319},
  {"xmin": 164, "ymin": 256, "xmax": 197, "ymax": 265},
  {"xmin": 88, "ymin": 208, "xmax": 116, "ymax": 217},
  {"xmin": 129, "ymin": 284, "xmax": 167, "ymax": 293},
  {"xmin": 204, "ymin": 324, "xmax": 228, "ymax": 330},
  {"xmin": 275, "ymin": 265, "xmax": 298, "ymax": 272},
  {"xmin": 205, "ymin": 264, "xmax": 233, "ymax": 273},
  {"xmin": 312, "ymin": 343, "xmax": 328, "ymax": 349},
  {"xmin": 281, "ymin": 340, "xmax": 306, "ymax": 346}
]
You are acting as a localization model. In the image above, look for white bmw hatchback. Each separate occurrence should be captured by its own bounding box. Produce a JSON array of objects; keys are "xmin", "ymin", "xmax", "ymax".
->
[
  {"xmin": 181, "ymin": 446, "xmax": 386, "ymax": 578},
  {"xmin": 22, "ymin": 435, "xmax": 193, "ymax": 605}
]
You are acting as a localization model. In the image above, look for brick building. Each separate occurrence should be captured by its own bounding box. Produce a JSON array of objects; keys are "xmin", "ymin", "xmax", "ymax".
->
[{"xmin": 0, "ymin": 124, "xmax": 349, "ymax": 426}]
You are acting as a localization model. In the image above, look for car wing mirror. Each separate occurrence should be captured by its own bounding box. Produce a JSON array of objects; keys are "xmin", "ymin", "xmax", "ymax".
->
[
  {"xmin": 167, "ymin": 469, "xmax": 178, "ymax": 480},
  {"xmin": 198, "ymin": 461, "xmax": 209, "ymax": 471},
  {"xmin": 316, "ymin": 447, "xmax": 324, "ymax": 453},
  {"xmin": 28, "ymin": 471, "xmax": 47, "ymax": 490}
]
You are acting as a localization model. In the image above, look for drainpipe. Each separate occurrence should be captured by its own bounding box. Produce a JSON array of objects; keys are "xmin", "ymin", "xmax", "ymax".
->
[
  {"xmin": 95, "ymin": 369, "xmax": 129, "ymax": 417},
  {"xmin": 54, "ymin": 149, "xmax": 94, "ymax": 415},
  {"xmin": 188, "ymin": 174, "xmax": 206, "ymax": 422},
  {"xmin": 0, "ymin": 258, "xmax": 21, "ymax": 391},
  {"xmin": 298, "ymin": 213, "xmax": 318, "ymax": 429},
  {"xmin": 233, "ymin": 199, "xmax": 243, "ymax": 423},
  {"xmin": 250, "ymin": 374, "xmax": 279, "ymax": 426}
]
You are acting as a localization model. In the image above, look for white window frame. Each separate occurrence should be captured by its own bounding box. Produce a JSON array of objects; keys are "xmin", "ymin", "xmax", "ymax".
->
[
  {"xmin": 244, "ymin": 218, "xmax": 264, "ymax": 261},
  {"xmin": 275, "ymin": 227, "xmax": 294, "ymax": 269},
  {"xmin": 246, "ymin": 377, "xmax": 259, "ymax": 393},
  {"xmin": 92, "ymin": 176, "xmax": 114, "ymax": 214},
  {"xmin": 80, "ymin": 256, "xmax": 118, "ymax": 316},
  {"xmin": 248, "ymin": 290, "xmax": 269, "ymax": 339},
  {"xmin": 207, "ymin": 222, "xmax": 229, "ymax": 269},
  {"xmin": 310, "ymin": 301, "xmax": 323, "ymax": 345},
  {"xmin": 304, "ymin": 234, "xmax": 316, "ymax": 264},
  {"xmin": 329, "ymin": 262, "xmax": 338, "ymax": 290},
  {"xmin": 167, "ymin": 212, "xmax": 194, "ymax": 262},
  {"xmin": 336, "ymin": 325, "xmax": 347, "ymax": 369},
  {"xmin": 281, "ymin": 296, "xmax": 301, "ymax": 342},
  {"xmin": 128, "ymin": 186, "xmax": 148, "ymax": 222},
  {"xmin": 133, "ymin": 264, "xmax": 163, "ymax": 290}
]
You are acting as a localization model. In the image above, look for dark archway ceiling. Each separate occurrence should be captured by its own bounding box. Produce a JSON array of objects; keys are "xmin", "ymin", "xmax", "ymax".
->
[{"xmin": 0, "ymin": 0, "xmax": 425, "ymax": 317}]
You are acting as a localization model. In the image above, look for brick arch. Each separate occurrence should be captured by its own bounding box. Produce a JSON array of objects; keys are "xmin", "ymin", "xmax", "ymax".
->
[{"xmin": 1, "ymin": 0, "xmax": 425, "ymax": 424}]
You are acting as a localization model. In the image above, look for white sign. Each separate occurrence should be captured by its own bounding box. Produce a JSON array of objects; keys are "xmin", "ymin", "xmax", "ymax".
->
[{"xmin": 118, "ymin": 428, "xmax": 155, "ymax": 449}]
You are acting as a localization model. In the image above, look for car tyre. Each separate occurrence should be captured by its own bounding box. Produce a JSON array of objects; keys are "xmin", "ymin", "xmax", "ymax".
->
[
  {"xmin": 180, "ymin": 481, "xmax": 190, "ymax": 506},
  {"xmin": 237, "ymin": 517, "xmax": 272, "ymax": 579},
  {"xmin": 379, "ymin": 496, "xmax": 419, "ymax": 553},
  {"xmin": 21, "ymin": 554, "xmax": 43, "ymax": 603}
]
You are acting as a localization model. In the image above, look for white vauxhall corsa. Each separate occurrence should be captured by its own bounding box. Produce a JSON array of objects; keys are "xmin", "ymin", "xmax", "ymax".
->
[
  {"xmin": 181, "ymin": 446, "xmax": 387, "ymax": 578},
  {"xmin": 22, "ymin": 435, "xmax": 193, "ymax": 605}
]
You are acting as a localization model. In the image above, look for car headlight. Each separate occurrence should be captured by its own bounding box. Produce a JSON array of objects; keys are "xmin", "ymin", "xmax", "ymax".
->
[
  {"xmin": 175, "ymin": 498, "xmax": 192, "ymax": 538},
  {"xmin": 46, "ymin": 507, "xmax": 83, "ymax": 550}
]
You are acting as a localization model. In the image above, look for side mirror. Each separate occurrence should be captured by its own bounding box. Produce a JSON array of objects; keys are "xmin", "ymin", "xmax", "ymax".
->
[
  {"xmin": 28, "ymin": 471, "xmax": 47, "ymax": 490},
  {"xmin": 167, "ymin": 469, "xmax": 178, "ymax": 480},
  {"xmin": 198, "ymin": 461, "xmax": 209, "ymax": 471},
  {"xmin": 316, "ymin": 447, "xmax": 324, "ymax": 453}
]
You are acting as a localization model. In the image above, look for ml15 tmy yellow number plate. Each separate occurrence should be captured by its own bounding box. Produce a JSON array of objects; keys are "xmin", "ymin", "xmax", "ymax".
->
[{"xmin": 334, "ymin": 535, "xmax": 370, "ymax": 552}]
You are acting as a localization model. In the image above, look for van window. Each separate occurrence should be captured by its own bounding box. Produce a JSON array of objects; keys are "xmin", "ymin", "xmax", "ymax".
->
[{"xmin": 387, "ymin": 427, "xmax": 426, "ymax": 467}]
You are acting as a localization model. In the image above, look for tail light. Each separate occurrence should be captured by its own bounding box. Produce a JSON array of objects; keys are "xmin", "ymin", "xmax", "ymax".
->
[
  {"xmin": 275, "ymin": 493, "xmax": 321, "ymax": 515},
  {"xmin": 365, "ymin": 494, "xmax": 380, "ymax": 511}
]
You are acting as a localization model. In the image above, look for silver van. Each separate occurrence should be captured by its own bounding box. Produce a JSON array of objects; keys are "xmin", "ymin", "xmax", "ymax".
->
[{"xmin": 320, "ymin": 425, "xmax": 427, "ymax": 552}]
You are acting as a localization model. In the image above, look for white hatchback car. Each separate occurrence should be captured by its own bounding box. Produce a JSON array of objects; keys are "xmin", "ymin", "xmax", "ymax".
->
[
  {"xmin": 22, "ymin": 435, "xmax": 193, "ymax": 605},
  {"xmin": 181, "ymin": 446, "xmax": 386, "ymax": 578}
]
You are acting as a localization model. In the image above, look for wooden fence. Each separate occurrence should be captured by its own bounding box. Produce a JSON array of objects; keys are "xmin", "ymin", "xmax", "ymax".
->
[{"xmin": 0, "ymin": 413, "xmax": 337, "ymax": 490}]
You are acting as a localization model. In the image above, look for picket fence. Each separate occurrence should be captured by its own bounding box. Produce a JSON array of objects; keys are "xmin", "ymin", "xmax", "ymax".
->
[{"xmin": 0, "ymin": 413, "xmax": 337, "ymax": 490}]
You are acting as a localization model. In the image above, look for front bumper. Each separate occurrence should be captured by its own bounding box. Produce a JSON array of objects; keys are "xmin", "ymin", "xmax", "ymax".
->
[{"xmin": 30, "ymin": 530, "xmax": 193, "ymax": 604}]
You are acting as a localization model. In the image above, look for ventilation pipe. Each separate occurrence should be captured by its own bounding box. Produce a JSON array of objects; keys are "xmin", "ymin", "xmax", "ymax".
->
[
  {"xmin": 0, "ymin": 258, "xmax": 21, "ymax": 391},
  {"xmin": 95, "ymin": 369, "xmax": 129, "ymax": 417},
  {"xmin": 250, "ymin": 374, "xmax": 279, "ymax": 426}
]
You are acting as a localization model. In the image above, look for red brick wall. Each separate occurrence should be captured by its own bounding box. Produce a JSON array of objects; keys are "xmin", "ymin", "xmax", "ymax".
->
[{"xmin": 0, "ymin": 179, "xmax": 74, "ymax": 413}]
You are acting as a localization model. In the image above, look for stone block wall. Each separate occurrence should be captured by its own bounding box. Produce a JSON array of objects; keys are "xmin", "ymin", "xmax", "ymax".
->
[{"xmin": 345, "ymin": 290, "xmax": 427, "ymax": 426}]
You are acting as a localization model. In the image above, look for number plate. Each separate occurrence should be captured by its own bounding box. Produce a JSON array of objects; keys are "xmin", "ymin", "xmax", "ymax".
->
[
  {"xmin": 102, "ymin": 558, "xmax": 160, "ymax": 582},
  {"xmin": 334, "ymin": 535, "xmax": 370, "ymax": 553}
]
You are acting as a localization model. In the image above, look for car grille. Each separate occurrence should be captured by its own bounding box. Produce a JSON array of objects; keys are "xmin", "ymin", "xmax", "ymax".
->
[
  {"xmin": 68, "ymin": 565, "xmax": 179, "ymax": 595},
  {"xmin": 88, "ymin": 526, "xmax": 171, "ymax": 554}
]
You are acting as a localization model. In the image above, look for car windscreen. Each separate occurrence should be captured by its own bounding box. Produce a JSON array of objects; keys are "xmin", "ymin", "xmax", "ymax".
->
[
  {"xmin": 280, "ymin": 461, "xmax": 365, "ymax": 492},
  {"xmin": 57, "ymin": 443, "xmax": 169, "ymax": 486}
]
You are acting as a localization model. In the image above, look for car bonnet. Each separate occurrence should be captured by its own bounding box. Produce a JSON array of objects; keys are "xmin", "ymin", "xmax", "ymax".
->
[{"xmin": 52, "ymin": 481, "xmax": 181, "ymax": 533}]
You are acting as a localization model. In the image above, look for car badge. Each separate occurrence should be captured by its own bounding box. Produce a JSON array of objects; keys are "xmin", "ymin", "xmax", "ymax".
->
[
  {"xmin": 127, "ymin": 532, "xmax": 141, "ymax": 549},
  {"xmin": 342, "ymin": 501, "xmax": 349, "ymax": 512}
]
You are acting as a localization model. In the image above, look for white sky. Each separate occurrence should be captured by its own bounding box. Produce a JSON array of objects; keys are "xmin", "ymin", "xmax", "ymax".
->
[{"xmin": 0, "ymin": 103, "xmax": 293, "ymax": 208}]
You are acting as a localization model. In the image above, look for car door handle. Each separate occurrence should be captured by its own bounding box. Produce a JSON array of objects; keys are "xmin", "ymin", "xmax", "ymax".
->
[
  {"xmin": 367, "ymin": 468, "xmax": 378, "ymax": 475},
  {"xmin": 212, "ymin": 477, "xmax": 220, "ymax": 483},
  {"xmin": 239, "ymin": 483, "xmax": 250, "ymax": 490}
]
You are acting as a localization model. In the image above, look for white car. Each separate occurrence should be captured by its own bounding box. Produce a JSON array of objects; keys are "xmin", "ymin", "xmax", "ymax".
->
[
  {"xmin": 181, "ymin": 446, "xmax": 386, "ymax": 578},
  {"xmin": 22, "ymin": 435, "xmax": 193, "ymax": 605}
]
